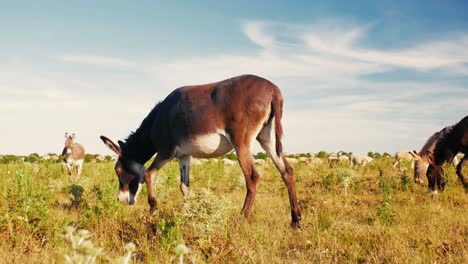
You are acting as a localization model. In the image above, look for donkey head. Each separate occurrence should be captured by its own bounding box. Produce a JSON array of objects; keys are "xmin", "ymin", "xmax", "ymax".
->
[
  {"xmin": 408, "ymin": 150, "xmax": 426, "ymax": 184},
  {"xmin": 414, "ymin": 159, "xmax": 429, "ymax": 185},
  {"xmin": 63, "ymin": 132, "xmax": 76, "ymax": 156},
  {"xmin": 426, "ymin": 164, "xmax": 444, "ymax": 194},
  {"xmin": 100, "ymin": 135, "xmax": 146, "ymax": 205}
]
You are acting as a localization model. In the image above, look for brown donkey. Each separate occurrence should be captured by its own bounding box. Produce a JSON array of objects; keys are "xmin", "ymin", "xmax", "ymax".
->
[
  {"xmin": 426, "ymin": 115, "xmax": 468, "ymax": 194},
  {"xmin": 413, "ymin": 125, "xmax": 454, "ymax": 184},
  {"xmin": 62, "ymin": 132, "xmax": 85, "ymax": 176},
  {"xmin": 100, "ymin": 74, "xmax": 301, "ymax": 228}
]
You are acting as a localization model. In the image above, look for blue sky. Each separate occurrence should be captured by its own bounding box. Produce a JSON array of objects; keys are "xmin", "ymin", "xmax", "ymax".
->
[{"xmin": 1, "ymin": 1, "xmax": 467, "ymax": 155}]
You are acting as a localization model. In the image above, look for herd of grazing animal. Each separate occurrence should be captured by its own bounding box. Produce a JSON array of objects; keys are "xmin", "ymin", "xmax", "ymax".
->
[
  {"xmin": 326, "ymin": 151, "xmax": 374, "ymax": 167},
  {"xmin": 54, "ymin": 75, "xmax": 466, "ymax": 228}
]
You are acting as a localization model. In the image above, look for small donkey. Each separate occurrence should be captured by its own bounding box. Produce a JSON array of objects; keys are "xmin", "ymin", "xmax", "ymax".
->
[{"xmin": 62, "ymin": 132, "xmax": 85, "ymax": 176}]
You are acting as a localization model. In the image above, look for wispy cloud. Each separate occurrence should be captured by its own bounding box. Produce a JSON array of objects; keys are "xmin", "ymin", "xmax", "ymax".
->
[
  {"xmin": 60, "ymin": 55, "xmax": 137, "ymax": 69},
  {"xmin": 304, "ymin": 27, "xmax": 468, "ymax": 71},
  {"xmin": 150, "ymin": 19, "xmax": 468, "ymax": 89},
  {"xmin": 243, "ymin": 21, "xmax": 276, "ymax": 49},
  {"xmin": 59, "ymin": 20, "xmax": 468, "ymax": 83}
]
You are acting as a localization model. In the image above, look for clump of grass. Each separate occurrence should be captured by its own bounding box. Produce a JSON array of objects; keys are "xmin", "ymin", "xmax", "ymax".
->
[
  {"xmin": 61, "ymin": 226, "xmax": 136, "ymax": 264},
  {"xmin": 321, "ymin": 167, "xmax": 356, "ymax": 194},
  {"xmin": 8, "ymin": 169, "xmax": 50, "ymax": 225},
  {"xmin": 62, "ymin": 226, "xmax": 103, "ymax": 263},
  {"xmin": 396, "ymin": 161, "xmax": 414, "ymax": 192},
  {"xmin": 174, "ymin": 243, "xmax": 190, "ymax": 264},
  {"xmin": 0, "ymin": 168, "xmax": 51, "ymax": 251},
  {"xmin": 69, "ymin": 184, "xmax": 85, "ymax": 208},
  {"xmin": 400, "ymin": 173, "xmax": 411, "ymax": 191},
  {"xmin": 377, "ymin": 169, "xmax": 396, "ymax": 225},
  {"xmin": 78, "ymin": 183, "xmax": 122, "ymax": 227},
  {"xmin": 182, "ymin": 188, "xmax": 235, "ymax": 234},
  {"xmin": 157, "ymin": 217, "xmax": 183, "ymax": 251}
]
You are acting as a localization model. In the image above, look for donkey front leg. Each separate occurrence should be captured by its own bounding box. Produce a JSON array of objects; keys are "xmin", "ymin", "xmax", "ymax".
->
[
  {"xmin": 76, "ymin": 159, "xmax": 84, "ymax": 176},
  {"xmin": 64, "ymin": 161, "xmax": 72, "ymax": 175},
  {"xmin": 456, "ymin": 156, "xmax": 468, "ymax": 192},
  {"xmin": 146, "ymin": 153, "xmax": 174, "ymax": 213},
  {"xmin": 427, "ymin": 165, "xmax": 444, "ymax": 195},
  {"xmin": 179, "ymin": 156, "xmax": 191, "ymax": 202}
]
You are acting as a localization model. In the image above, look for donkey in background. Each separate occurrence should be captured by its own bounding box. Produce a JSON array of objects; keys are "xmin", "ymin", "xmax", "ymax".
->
[
  {"xmin": 62, "ymin": 132, "xmax": 85, "ymax": 176},
  {"xmin": 100, "ymin": 74, "xmax": 301, "ymax": 228}
]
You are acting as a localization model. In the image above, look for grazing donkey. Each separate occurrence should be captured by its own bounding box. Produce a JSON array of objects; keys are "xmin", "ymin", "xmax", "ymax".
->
[
  {"xmin": 349, "ymin": 153, "xmax": 373, "ymax": 167},
  {"xmin": 62, "ymin": 132, "xmax": 85, "ymax": 176},
  {"xmin": 100, "ymin": 74, "xmax": 301, "ymax": 228},
  {"xmin": 425, "ymin": 116, "xmax": 468, "ymax": 194},
  {"xmin": 393, "ymin": 150, "xmax": 419, "ymax": 169},
  {"xmin": 413, "ymin": 125, "xmax": 454, "ymax": 184}
]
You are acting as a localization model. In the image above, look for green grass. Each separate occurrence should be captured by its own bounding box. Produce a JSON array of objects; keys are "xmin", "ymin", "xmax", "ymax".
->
[{"xmin": 0, "ymin": 158, "xmax": 467, "ymax": 263}]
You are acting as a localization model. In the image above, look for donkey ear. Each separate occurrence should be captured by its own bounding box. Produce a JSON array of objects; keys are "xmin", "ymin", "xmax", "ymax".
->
[
  {"xmin": 65, "ymin": 132, "xmax": 69, "ymax": 138},
  {"xmin": 100, "ymin": 136, "xmax": 121, "ymax": 155},
  {"xmin": 118, "ymin": 140, "xmax": 125, "ymax": 149},
  {"xmin": 409, "ymin": 150, "xmax": 420, "ymax": 159}
]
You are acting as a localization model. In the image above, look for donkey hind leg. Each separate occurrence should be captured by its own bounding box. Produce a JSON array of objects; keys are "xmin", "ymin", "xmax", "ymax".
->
[
  {"xmin": 235, "ymin": 144, "xmax": 260, "ymax": 219},
  {"xmin": 456, "ymin": 156, "xmax": 468, "ymax": 192},
  {"xmin": 179, "ymin": 156, "xmax": 191, "ymax": 202},
  {"xmin": 257, "ymin": 119, "xmax": 301, "ymax": 228}
]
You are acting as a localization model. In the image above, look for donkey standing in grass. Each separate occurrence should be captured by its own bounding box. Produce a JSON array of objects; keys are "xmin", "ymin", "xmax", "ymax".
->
[
  {"xmin": 425, "ymin": 115, "xmax": 468, "ymax": 194},
  {"xmin": 62, "ymin": 133, "xmax": 85, "ymax": 176},
  {"xmin": 100, "ymin": 74, "xmax": 301, "ymax": 228},
  {"xmin": 413, "ymin": 125, "xmax": 454, "ymax": 184}
]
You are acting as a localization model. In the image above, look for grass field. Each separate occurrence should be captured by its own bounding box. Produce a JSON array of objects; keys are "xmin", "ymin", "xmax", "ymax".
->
[{"xmin": 0, "ymin": 157, "xmax": 467, "ymax": 263}]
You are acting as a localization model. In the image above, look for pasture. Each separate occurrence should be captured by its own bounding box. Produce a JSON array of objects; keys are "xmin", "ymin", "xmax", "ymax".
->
[{"xmin": 0, "ymin": 156, "xmax": 467, "ymax": 263}]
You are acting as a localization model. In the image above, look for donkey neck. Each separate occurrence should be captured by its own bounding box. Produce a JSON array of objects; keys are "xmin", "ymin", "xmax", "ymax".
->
[
  {"xmin": 122, "ymin": 134, "xmax": 154, "ymax": 165},
  {"xmin": 121, "ymin": 98, "xmax": 176, "ymax": 164},
  {"xmin": 122, "ymin": 127, "xmax": 156, "ymax": 165},
  {"xmin": 433, "ymin": 126, "xmax": 458, "ymax": 166}
]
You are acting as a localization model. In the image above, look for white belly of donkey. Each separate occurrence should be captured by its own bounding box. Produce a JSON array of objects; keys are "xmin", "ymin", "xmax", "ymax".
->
[
  {"xmin": 65, "ymin": 157, "xmax": 83, "ymax": 166},
  {"xmin": 176, "ymin": 132, "xmax": 234, "ymax": 158}
]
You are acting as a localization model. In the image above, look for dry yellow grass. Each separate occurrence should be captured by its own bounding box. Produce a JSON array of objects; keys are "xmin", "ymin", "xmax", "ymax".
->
[{"xmin": 0, "ymin": 157, "xmax": 467, "ymax": 263}]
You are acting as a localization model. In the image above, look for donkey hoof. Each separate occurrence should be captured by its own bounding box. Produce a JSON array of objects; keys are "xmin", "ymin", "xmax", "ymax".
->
[
  {"xmin": 290, "ymin": 221, "xmax": 301, "ymax": 230},
  {"xmin": 148, "ymin": 200, "xmax": 157, "ymax": 214}
]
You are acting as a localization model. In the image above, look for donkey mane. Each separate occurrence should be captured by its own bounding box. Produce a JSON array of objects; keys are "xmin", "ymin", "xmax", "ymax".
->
[
  {"xmin": 122, "ymin": 89, "xmax": 183, "ymax": 164},
  {"xmin": 418, "ymin": 125, "xmax": 454, "ymax": 158},
  {"xmin": 418, "ymin": 131, "xmax": 440, "ymax": 156},
  {"xmin": 432, "ymin": 124, "xmax": 457, "ymax": 165}
]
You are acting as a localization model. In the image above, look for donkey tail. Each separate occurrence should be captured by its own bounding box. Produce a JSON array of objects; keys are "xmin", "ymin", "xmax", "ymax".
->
[{"xmin": 271, "ymin": 87, "xmax": 284, "ymax": 156}]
